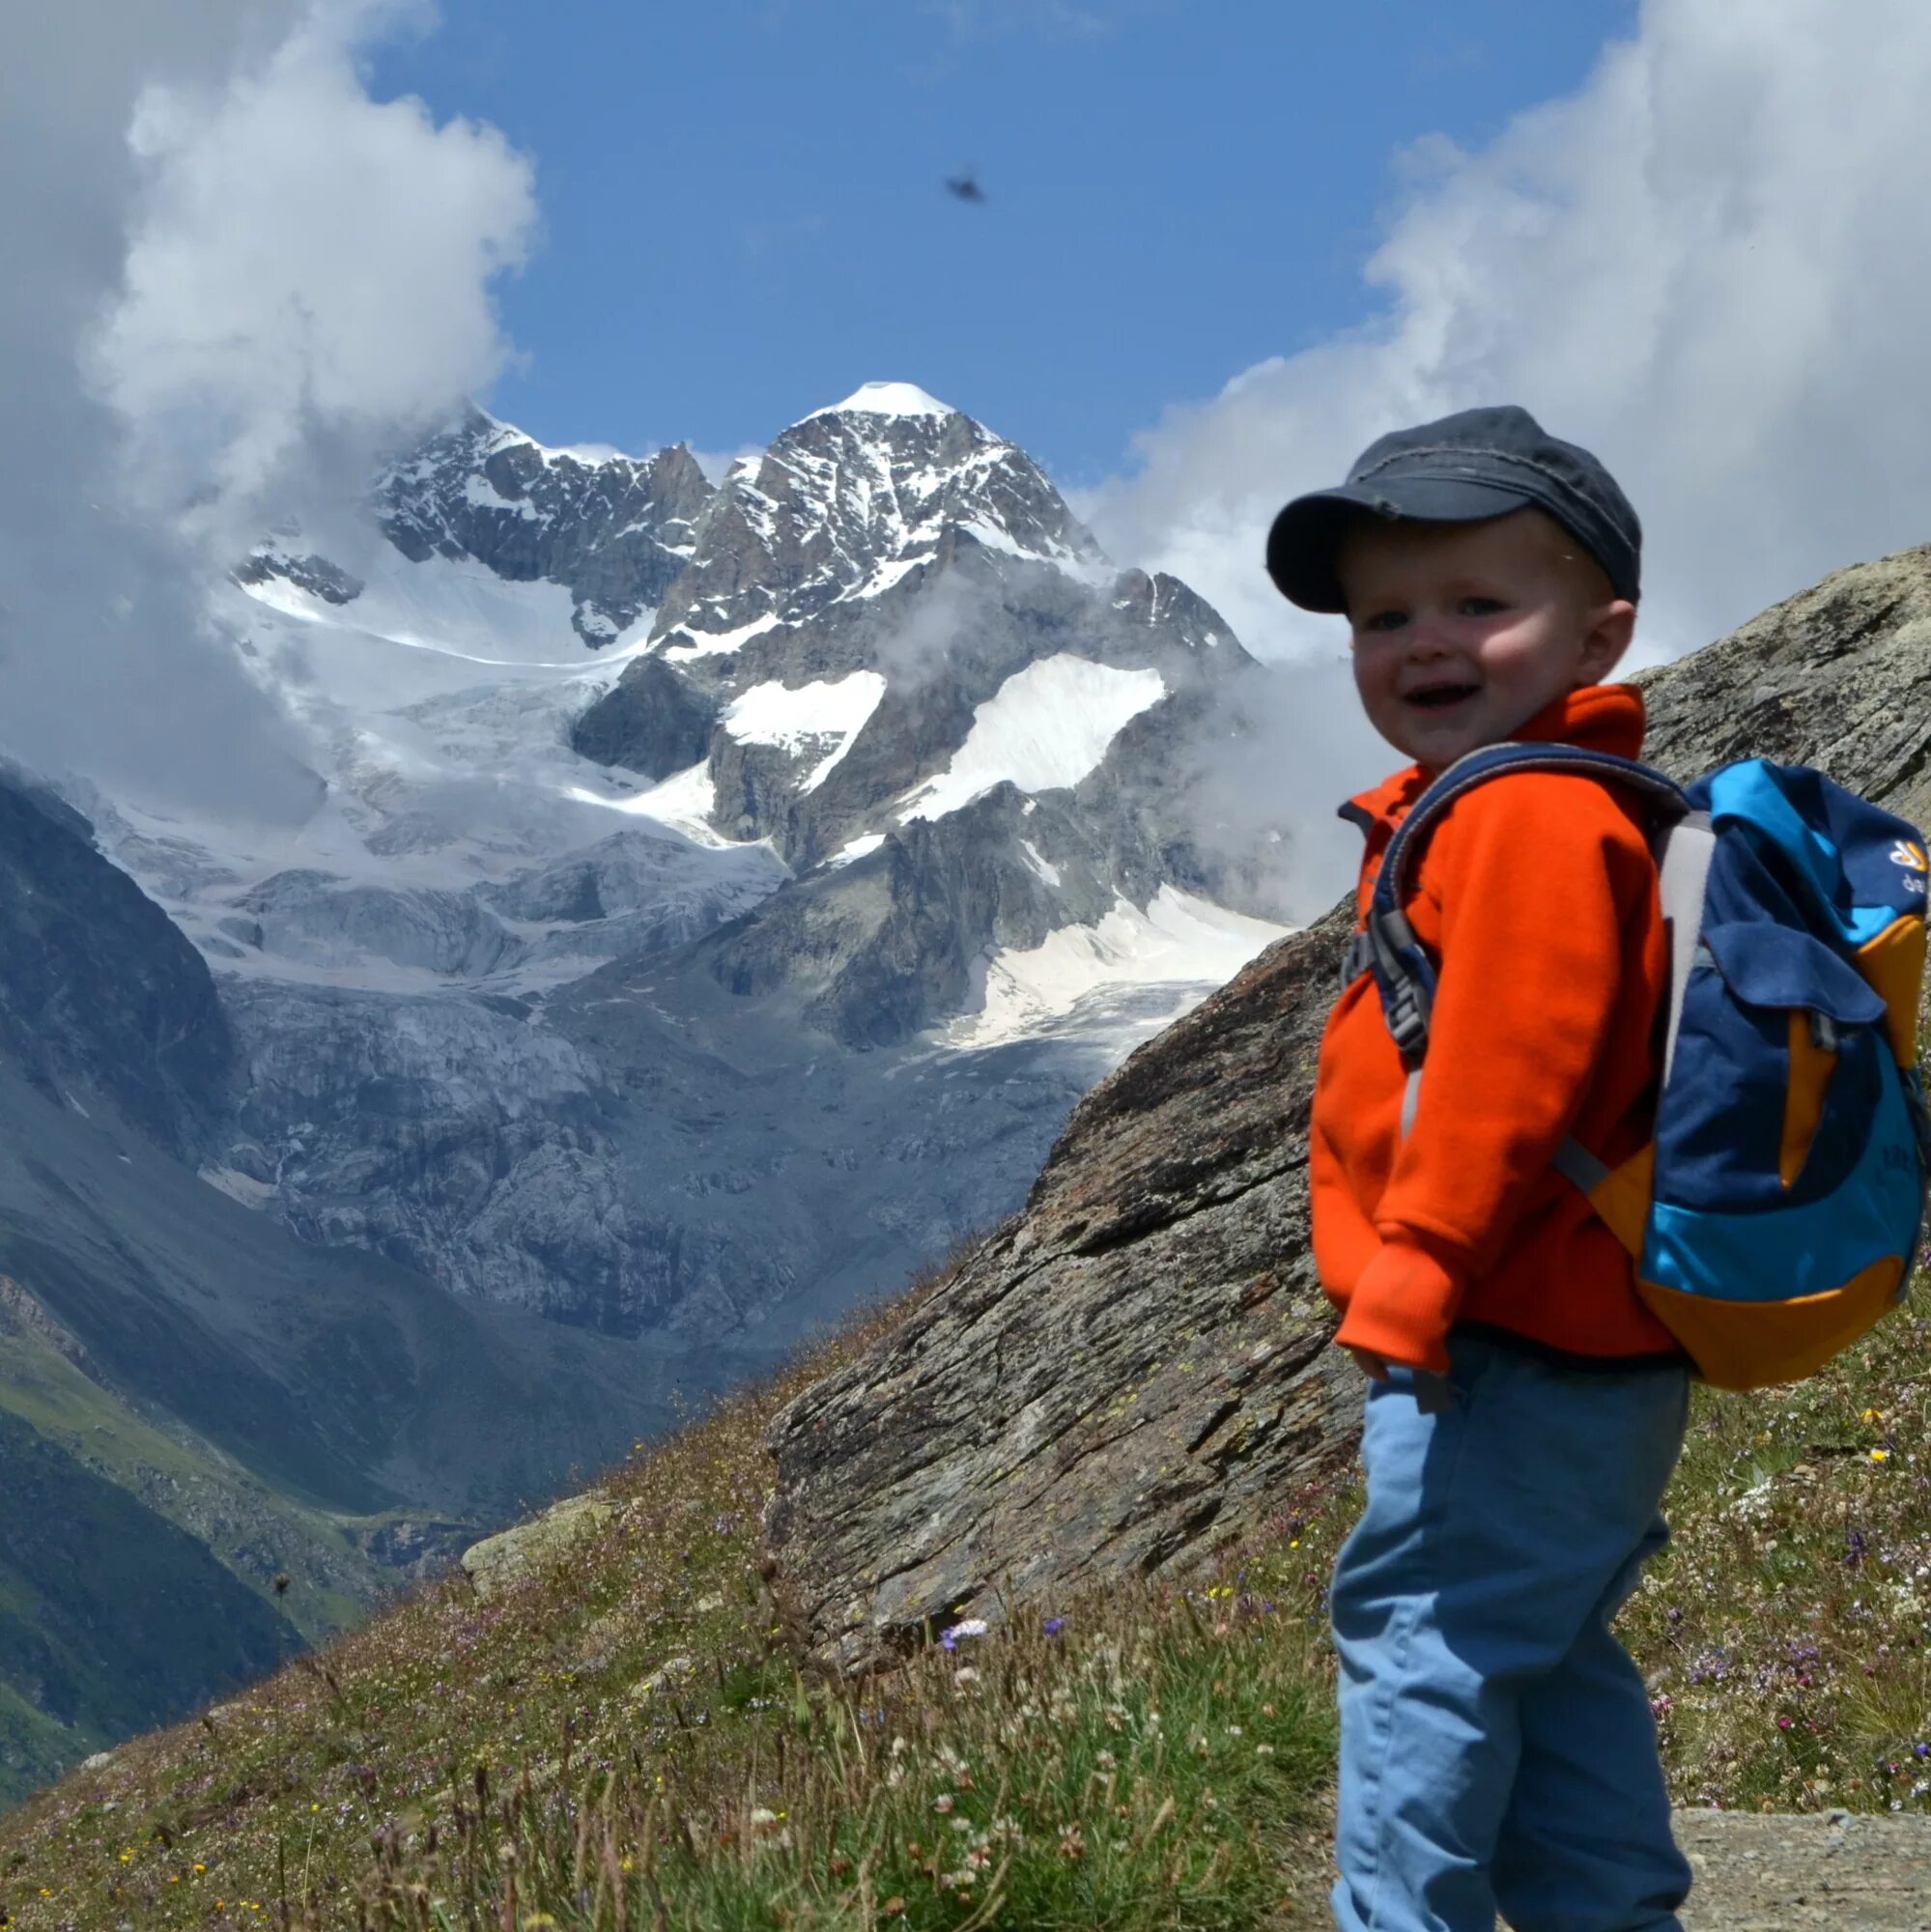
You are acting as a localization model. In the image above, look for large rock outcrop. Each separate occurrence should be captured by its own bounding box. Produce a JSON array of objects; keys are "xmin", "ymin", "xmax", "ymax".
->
[
  {"xmin": 760, "ymin": 897, "xmax": 1359, "ymax": 1670},
  {"xmin": 759, "ymin": 541, "xmax": 1931, "ymax": 1672}
]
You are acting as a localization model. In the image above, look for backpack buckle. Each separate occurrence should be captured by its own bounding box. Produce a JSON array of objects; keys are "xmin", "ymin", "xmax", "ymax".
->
[
  {"xmin": 1340, "ymin": 929, "xmax": 1376, "ymax": 990},
  {"xmin": 1382, "ymin": 980, "xmax": 1432, "ymax": 1061},
  {"xmin": 1367, "ymin": 906, "xmax": 1434, "ymax": 1064}
]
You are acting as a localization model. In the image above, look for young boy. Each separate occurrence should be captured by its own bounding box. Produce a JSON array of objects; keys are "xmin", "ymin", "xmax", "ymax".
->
[{"xmin": 1266, "ymin": 406, "xmax": 1694, "ymax": 1932}]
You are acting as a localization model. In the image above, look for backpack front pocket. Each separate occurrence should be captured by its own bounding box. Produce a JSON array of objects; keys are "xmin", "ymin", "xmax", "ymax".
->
[{"xmin": 1659, "ymin": 922, "xmax": 1888, "ymax": 1212}]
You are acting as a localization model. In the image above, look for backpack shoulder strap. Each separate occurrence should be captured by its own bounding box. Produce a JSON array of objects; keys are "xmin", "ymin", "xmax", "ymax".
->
[{"xmin": 1362, "ymin": 742, "xmax": 1690, "ymax": 1072}]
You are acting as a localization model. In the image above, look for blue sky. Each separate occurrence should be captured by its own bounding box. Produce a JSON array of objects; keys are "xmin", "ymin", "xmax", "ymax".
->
[
  {"xmin": 22, "ymin": 0, "xmax": 1931, "ymax": 820},
  {"xmin": 370, "ymin": 0, "xmax": 1636, "ymax": 481}
]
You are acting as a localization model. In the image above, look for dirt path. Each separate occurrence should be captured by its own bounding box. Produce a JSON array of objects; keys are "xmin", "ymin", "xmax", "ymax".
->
[{"xmin": 1678, "ymin": 1808, "xmax": 1931, "ymax": 1929}]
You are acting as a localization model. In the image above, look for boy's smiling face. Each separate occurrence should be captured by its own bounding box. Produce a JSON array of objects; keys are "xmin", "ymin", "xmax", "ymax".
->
[{"xmin": 1337, "ymin": 508, "xmax": 1635, "ymax": 770}]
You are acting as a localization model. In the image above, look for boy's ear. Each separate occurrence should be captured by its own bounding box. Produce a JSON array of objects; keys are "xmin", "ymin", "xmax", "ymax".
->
[{"xmin": 1576, "ymin": 598, "xmax": 1637, "ymax": 683}]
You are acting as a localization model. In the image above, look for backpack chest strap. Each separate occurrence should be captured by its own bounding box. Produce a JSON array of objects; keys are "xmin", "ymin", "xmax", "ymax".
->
[{"xmin": 1363, "ymin": 743, "xmax": 1689, "ymax": 1078}]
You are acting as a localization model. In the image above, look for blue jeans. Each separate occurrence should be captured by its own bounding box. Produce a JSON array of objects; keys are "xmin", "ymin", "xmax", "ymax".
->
[{"xmin": 1330, "ymin": 1334, "xmax": 1692, "ymax": 1932}]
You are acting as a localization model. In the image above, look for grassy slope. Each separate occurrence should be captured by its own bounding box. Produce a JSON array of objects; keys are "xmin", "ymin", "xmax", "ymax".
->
[
  {"xmin": 0, "ymin": 1293, "xmax": 469, "ymax": 1805},
  {"xmin": 0, "ymin": 1407, "xmax": 300, "ymax": 1814},
  {"xmin": 0, "ymin": 1261, "xmax": 1924, "ymax": 1930}
]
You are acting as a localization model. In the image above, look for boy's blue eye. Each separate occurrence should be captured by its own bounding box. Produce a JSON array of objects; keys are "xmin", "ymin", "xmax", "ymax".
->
[
  {"xmin": 1459, "ymin": 596, "xmax": 1505, "ymax": 616},
  {"xmin": 1358, "ymin": 609, "xmax": 1407, "ymax": 634}
]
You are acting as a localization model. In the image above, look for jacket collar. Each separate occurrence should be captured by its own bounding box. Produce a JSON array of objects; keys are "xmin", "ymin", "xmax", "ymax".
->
[{"xmin": 1338, "ymin": 681, "xmax": 1648, "ymax": 835}]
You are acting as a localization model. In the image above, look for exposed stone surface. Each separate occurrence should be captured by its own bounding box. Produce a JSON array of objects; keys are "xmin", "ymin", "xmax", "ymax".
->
[
  {"xmin": 460, "ymin": 1492, "xmax": 616, "ymax": 1603},
  {"xmin": 631, "ymin": 1653, "xmax": 696, "ymax": 1700},
  {"xmin": 234, "ymin": 550, "xmax": 362, "ymax": 605},
  {"xmin": 566, "ymin": 653, "xmax": 719, "ymax": 779},
  {"xmin": 0, "ymin": 774, "xmax": 232, "ymax": 1157},
  {"xmin": 760, "ymin": 540, "xmax": 1931, "ymax": 1675},
  {"xmin": 378, "ymin": 408, "xmax": 711, "ymax": 644},
  {"xmin": 760, "ymin": 899, "xmax": 1360, "ymax": 1669},
  {"xmin": 1636, "ymin": 542, "xmax": 1931, "ymax": 816}
]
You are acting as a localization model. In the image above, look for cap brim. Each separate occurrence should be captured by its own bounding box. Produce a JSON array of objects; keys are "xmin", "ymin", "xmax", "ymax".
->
[{"xmin": 1264, "ymin": 475, "xmax": 1534, "ymax": 611}]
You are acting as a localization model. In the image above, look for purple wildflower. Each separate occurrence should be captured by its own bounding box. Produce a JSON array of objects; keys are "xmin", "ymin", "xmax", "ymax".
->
[
  {"xmin": 1043, "ymin": 1616, "xmax": 1065, "ymax": 1637},
  {"xmin": 940, "ymin": 1616, "xmax": 988, "ymax": 1651}
]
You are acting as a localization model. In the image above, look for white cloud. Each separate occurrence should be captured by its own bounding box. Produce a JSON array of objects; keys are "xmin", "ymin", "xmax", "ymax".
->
[
  {"xmin": 0, "ymin": 0, "xmax": 534, "ymax": 821},
  {"xmin": 1090, "ymin": 0, "xmax": 1931, "ymax": 693},
  {"xmin": 89, "ymin": 0, "xmax": 536, "ymax": 569}
]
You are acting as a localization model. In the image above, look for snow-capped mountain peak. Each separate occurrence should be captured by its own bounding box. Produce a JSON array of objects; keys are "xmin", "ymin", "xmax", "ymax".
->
[
  {"xmin": 648, "ymin": 382, "xmax": 1105, "ymax": 657},
  {"xmin": 804, "ymin": 380, "xmax": 958, "ymax": 421},
  {"xmin": 377, "ymin": 406, "xmax": 714, "ymax": 648},
  {"xmin": 45, "ymin": 380, "xmax": 1292, "ymax": 1385}
]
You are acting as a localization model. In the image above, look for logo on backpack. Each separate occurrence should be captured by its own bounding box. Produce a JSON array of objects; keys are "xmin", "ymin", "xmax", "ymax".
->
[{"xmin": 1355, "ymin": 748, "xmax": 1930, "ymax": 1392}]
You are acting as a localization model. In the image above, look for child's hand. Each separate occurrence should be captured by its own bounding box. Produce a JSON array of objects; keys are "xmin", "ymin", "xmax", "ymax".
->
[{"xmin": 1346, "ymin": 1346, "xmax": 1390, "ymax": 1380}]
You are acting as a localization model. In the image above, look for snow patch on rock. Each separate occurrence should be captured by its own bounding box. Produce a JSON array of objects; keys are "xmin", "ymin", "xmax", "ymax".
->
[
  {"xmin": 659, "ymin": 612, "xmax": 782, "ymax": 660},
  {"xmin": 723, "ymin": 671, "xmax": 887, "ymax": 792},
  {"xmin": 828, "ymin": 832, "xmax": 888, "ymax": 868},
  {"xmin": 1019, "ymin": 840, "xmax": 1062, "ymax": 888},
  {"xmin": 947, "ymin": 887, "xmax": 1289, "ymax": 1049},
  {"xmin": 900, "ymin": 657, "xmax": 1166, "ymax": 823}
]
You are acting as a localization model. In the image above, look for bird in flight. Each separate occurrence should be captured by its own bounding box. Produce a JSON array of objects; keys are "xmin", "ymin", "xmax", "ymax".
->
[{"xmin": 945, "ymin": 169, "xmax": 987, "ymax": 204}]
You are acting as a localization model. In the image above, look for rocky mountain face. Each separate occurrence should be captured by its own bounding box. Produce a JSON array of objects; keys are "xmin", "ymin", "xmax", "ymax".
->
[
  {"xmin": 0, "ymin": 771, "xmax": 231, "ymax": 1158},
  {"xmin": 757, "ymin": 542, "xmax": 1931, "ymax": 1673},
  {"xmin": 0, "ymin": 381, "xmax": 1305, "ymax": 1793},
  {"xmin": 123, "ymin": 383, "xmax": 1290, "ymax": 1345},
  {"xmin": 0, "ymin": 768, "xmax": 766, "ymax": 1802},
  {"xmin": 376, "ymin": 408, "xmax": 712, "ymax": 646}
]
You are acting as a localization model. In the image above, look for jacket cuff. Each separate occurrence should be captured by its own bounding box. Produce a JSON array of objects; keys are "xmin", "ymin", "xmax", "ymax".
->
[{"xmin": 1332, "ymin": 1236, "xmax": 1463, "ymax": 1376}]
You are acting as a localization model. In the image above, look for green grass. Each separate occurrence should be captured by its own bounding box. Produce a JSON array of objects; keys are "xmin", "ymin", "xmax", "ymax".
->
[
  {"xmin": 0, "ymin": 1294, "xmax": 430, "ymax": 1642},
  {"xmin": 0, "ymin": 1261, "xmax": 1926, "ymax": 1929},
  {"xmin": 1622, "ymin": 1282, "xmax": 1931, "ymax": 1815},
  {"xmin": 0, "ymin": 1293, "xmax": 487, "ymax": 1804},
  {"xmin": 0, "ymin": 1406, "xmax": 298, "ymax": 1813}
]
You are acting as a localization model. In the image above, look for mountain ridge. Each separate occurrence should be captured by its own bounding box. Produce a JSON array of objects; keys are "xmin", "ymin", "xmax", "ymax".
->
[{"xmin": 0, "ymin": 383, "xmax": 1297, "ymax": 1794}]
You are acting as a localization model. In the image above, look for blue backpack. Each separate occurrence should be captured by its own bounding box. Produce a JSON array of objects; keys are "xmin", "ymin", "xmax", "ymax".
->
[{"xmin": 1356, "ymin": 744, "xmax": 1931, "ymax": 1390}]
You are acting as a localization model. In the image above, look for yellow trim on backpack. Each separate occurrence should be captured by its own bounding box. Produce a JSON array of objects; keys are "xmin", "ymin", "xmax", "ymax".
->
[
  {"xmin": 1584, "ymin": 1144, "xmax": 1654, "ymax": 1260},
  {"xmin": 1856, "ymin": 914, "xmax": 1927, "ymax": 1067},
  {"xmin": 1780, "ymin": 1010, "xmax": 1837, "ymax": 1188},
  {"xmin": 1638, "ymin": 1255, "xmax": 1904, "ymax": 1391}
]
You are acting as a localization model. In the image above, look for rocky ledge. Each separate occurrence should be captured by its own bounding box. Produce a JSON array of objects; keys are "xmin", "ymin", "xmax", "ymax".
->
[{"xmin": 760, "ymin": 897, "xmax": 1360, "ymax": 1670}]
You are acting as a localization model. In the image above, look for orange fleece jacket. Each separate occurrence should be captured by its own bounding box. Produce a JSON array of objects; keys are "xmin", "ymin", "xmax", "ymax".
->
[{"xmin": 1308, "ymin": 681, "xmax": 1681, "ymax": 1374}]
